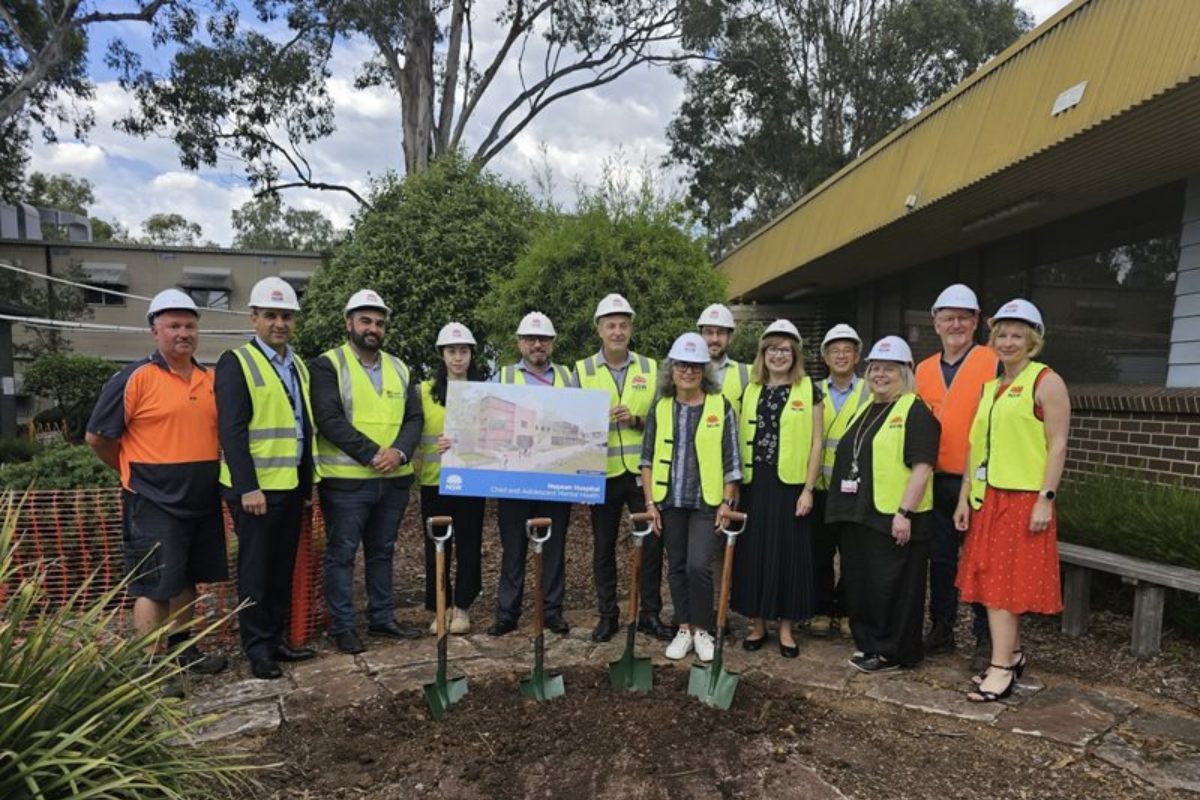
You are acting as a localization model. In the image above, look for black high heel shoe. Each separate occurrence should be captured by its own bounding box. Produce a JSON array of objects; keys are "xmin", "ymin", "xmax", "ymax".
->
[
  {"xmin": 779, "ymin": 640, "xmax": 799, "ymax": 659},
  {"xmin": 742, "ymin": 632, "xmax": 769, "ymax": 652},
  {"xmin": 966, "ymin": 662, "xmax": 1016, "ymax": 703},
  {"xmin": 972, "ymin": 649, "xmax": 1025, "ymax": 685}
]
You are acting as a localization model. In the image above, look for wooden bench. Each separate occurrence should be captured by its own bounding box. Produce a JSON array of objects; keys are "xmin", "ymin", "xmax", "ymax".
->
[{"xmin": 1059, "ymin": 542, "xmax": 1200, "ymax": 657}]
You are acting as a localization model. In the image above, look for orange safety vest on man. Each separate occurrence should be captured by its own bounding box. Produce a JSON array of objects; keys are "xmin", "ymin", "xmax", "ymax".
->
[{"xmin": 914, "ymin": 344, "xmax": 998, "ymax": 475}]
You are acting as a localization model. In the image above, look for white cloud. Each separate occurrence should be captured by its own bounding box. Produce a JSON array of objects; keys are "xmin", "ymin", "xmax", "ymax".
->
[{"xmin": 1020, "ymin": 0, "xmax": 1073, "ymax": 24}]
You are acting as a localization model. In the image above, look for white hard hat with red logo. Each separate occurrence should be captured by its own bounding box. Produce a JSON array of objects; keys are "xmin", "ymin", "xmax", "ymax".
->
[
  {"xmin": 667, "ymin": 332, "xmax": 709, "ymax": 364},
  {"xmin": 436, "ymin": 322, "xmax": 477, "ymax": 347},
  {"xmin": 696, "ymin": 303, "xmax": 735, "ymax": 330},
  {"xmin": 248, "ymin": 277, "xmax": 301, "ymax": 311},
  {"xmin": 866, "ymin": 335, "xmax": 914, "ymax": 367},
  {"xmin": 990, "ymin": 298, "xmax": 1045, "ymax": 334},
  {"xmin": 930, "ymin": 283, "xmax": 980, "ymax": 316},
  {"xmin": 344, "ymin": 288, "xmax": 390, "ymax": 315},
  {"xmin": 147, "ymin": 288, "xmax": 199, "ymax": 325},
  {"xmin": 517, "ymin": 311, "xmax": 556, "ymax": 337},
  {"xmin": 821, "ymin": 323, "xmax": 862, "ymax": 350},
  {"xmin": 761, "ymin": 319, "xmax": 802, "ymax": 344},
  {"xmin": 594, "ymin": 293, "xmax": 635, "ymax": 321}
]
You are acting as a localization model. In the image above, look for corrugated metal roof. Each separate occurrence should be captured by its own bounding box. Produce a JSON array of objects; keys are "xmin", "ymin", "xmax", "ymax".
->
[{"xmin": 719, "ymin": 0, "xmax": 1200, "ymax": 300}]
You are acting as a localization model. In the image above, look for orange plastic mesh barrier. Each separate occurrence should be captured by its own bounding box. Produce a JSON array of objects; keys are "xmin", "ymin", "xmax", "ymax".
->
[{"xmin": 4, "ymin": 488, "xmax": 327, "ymax": 647}]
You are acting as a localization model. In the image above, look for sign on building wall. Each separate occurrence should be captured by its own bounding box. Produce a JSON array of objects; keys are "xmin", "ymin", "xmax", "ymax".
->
[{"xmin": 440, "ymin": 381, "xmax": 610, "ymax": 503}]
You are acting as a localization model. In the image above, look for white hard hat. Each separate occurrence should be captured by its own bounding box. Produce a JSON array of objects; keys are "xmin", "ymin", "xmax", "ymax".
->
[
  {"xmin": 344, "ymin": 289, "xmax": 390, "ymax": 315},
  {"xmin": 866, "ymin": 335, "xmax": 914, "ymax": 367},
  {"xmin": 248, "ymin": 276, "xmax": 301, "ymax": 311},
  {"xmin": 594, "ymin": 293, "xmax": 635, "ymax": 321},
  {"xmin": 147, "ymin": 288, "xmax": 199, "ymax": 325},
  {"xmin": 931, "ymin": 283, "xmax": 980, "ymax": 316},
  {"xmin": 436, "ymin": 322, "xmax": 477, "ymax": 347},
  {"xmin": 990, "ymin": 298, "xmax": 1045, "ymax": 334},
  {"xmin": 821, "ymin": 323, "xmax": 862, "ymax": 350},
  {"xmin": 667, "ymin": 332, "xmax": 709, "ymax": 363},
  {"xmin": 761, "ymin": 319, "xmax": 802, "ymax": 344},
  {"xmin": 696, "ymin": 303, "xmax": 735, "ymax": 330},
  {"xmin": 517, "ymin": 311, "xmax": 556, "ymax": 337}
]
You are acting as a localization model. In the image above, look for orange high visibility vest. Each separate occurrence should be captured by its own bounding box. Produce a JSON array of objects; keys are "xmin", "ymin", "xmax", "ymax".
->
[{"xmin": 914, "ymin": 345, "xmax": 997, "ymax": 475}]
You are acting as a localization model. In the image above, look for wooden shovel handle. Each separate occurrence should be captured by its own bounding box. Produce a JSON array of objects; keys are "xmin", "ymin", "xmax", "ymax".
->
[{"xmin": 428, "ymin": 515, "xmax": 454, "ymax": 526}]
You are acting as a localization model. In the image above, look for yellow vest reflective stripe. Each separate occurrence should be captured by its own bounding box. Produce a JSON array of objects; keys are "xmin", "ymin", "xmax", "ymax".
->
[
  {"xmin": 574, "ymin": 352, "xmax": 657, "ymax": 477},
  {"xmin": 847, "ymin": 393, "xmax": 933, "ymax": 515},
  {"xmin": 417, "ymin": 379, "xmax": 444, "ymax": 487},
  {"xmin": 218, "ymin": 343, "xmax": 311, "ymax": 491},
  {"xmin": 720, "ymin": 360, "xmax": 750, "ymax": 417},
  {"xmin": 314, "ymin": 343, "xmax": 413, "ymax": 479},
  {"xmin": 739, "ymin": 378, "xmax": 815, "ymax": 486},
  {"xmin": 651, "ymin": 394, "xmax": 726, "ymax": 507},
  {"xmin": 500, "ymin": 363, "xmax": 572, "ymax": 387},
  {"xmin": 967, "ymin": 361, "xmax": 1049, "ymax": 510},
  {"xmin": 817, "ymin": 377, "xmax": 870, "ymax": 490}
]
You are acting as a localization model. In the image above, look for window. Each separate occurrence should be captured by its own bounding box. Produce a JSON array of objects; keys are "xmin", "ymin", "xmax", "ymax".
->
[
  {"xmin": 178, "ymin": 266, "xmax": 232, "ymax": 310},
  {"xmin": 186, "ymin": 288, "xmax": 231, "ymax": 310},
  {"xmin": 80, "ymin": 263, "xmax": 128, "ymax": 307},
  {"xmin": 280, "ymin": 270, "xmax": 314, "ymax": 301}
]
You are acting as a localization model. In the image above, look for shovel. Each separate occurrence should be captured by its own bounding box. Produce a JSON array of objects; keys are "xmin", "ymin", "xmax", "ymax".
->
[
  {"xmin": 609, "ymin": 511, "xmax": 654, "ymax": 692},
  {"xmin": 423, "ymin": 515, "xmax": 467, "ymax": 720},
  {"xmin": 519, "ymin": 517, "xmax": 565, "ymax": 703},
  {"xmin": 689, "ymin": 509, "xmax": 747, "ymax": 710}
]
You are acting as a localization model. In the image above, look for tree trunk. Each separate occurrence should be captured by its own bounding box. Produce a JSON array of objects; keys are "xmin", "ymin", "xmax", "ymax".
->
[{"xmin": 400, "ymin": 1, "xmax": 438, "ymax": 173}]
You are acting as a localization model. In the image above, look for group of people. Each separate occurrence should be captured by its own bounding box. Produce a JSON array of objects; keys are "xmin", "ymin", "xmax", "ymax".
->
[{"xmin": 86, "ymin": 277, "xmax": 1068, "ymax": 704}]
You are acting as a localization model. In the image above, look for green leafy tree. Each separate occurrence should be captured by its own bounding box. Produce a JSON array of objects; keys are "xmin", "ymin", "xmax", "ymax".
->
[
  {"xmin": 294, "ymin": 154, "xmax": 535, "ymax": 373},
  {"xmin": 11, "ymin": 260, "xmax": 91, "ymax": 357},
  {"xmin": 117, "ymin": 1, "xmax": 697, "ymax": 201},
  {"xmin": 478, "ymin": 174, "xmax": 725, "ymax": 367},
  {"xmin": 667, "ymin": 0, "xmax": 1033, "ymax": 254},
  {"xmin": 231, "ymin": 194, "xmax": 339, "ymax": 252},
  {"xmin": 21, "ymin": 353, "xmax": 117, "ymax": 437},
  {"xmin": 139, "ymin": 212, "xmax": 203, "ymax": 246}
]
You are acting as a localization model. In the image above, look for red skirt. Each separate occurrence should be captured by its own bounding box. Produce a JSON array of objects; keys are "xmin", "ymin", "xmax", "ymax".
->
[{"xmin": 956, "ymin": 487, "xmax": 1062, "ymax": 615}]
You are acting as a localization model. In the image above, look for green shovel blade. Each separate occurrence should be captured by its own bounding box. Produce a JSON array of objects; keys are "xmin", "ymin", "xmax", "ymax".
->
[
  {"xmin": 688, "ymin": 661, "xmax": 740, "ymax": 710},
  {"xmin": 608, "ymin": 625, "xmax": 653, "ymax": 692},
  {"xmin": 424, "ymin": 674, "xmax": 468, "ymax": 720},
  {"xmin": 519, "ymin": 669, "xmax": 565, "ymax": 702}
]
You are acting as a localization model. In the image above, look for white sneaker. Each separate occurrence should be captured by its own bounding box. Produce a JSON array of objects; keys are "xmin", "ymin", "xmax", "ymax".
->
[
  {"xmin": 449, "ymin": 607, "xmax": 471, "ymax": 635},
  {"xmin": 693, "ymin": 629, "xmax": 715, "ymax": 663},
  {"xmin": 665, "ymin": 629, "xmax": 694, "ymax": 660},
  {"xmin": 429, "ymin": 616, "xmax": 438, "ymax": 635}
]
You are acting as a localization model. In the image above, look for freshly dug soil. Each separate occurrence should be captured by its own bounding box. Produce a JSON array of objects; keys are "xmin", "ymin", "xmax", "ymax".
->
[{"xmin": 254, "ymin": 665, "xmax": 1170, "ymax": 800}]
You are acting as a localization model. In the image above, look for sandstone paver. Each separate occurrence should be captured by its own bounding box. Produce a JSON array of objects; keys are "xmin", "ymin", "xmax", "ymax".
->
[{"xmin": 999, "ymin": 685, "xmax": 1138, "ymax": 747}]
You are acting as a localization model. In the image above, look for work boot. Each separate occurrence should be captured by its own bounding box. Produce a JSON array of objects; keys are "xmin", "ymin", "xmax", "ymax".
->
[
  {"xmin": 178, "ymin": 644, "xmax": 227, "ymax": 675},
  {"xmin": 838, "ymin": 617, "xmax": 853, "ymax": 637},
  {"xmin": 922, "ymin": 621, "xmax": 956, "ymax": 656},
  {"xmin": 808, "ymin": 615, "xmax": 832, "ymax": 637},
  {"xmin": 970, "ymin": 633, "xmax": 993, "ymax": 674},
  {"xmin": 450, "ymin": 607, "xmax": 471, "ymax": 635}
]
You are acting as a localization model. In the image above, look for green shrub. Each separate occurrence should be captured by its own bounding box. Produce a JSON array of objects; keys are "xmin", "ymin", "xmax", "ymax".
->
[
  {"xmin": 0, "ymin": 494, "xmax": 257, "ymax": 799},
  {"xmin": 0, "ymin": 436, "xmax": 42, "ymax": 465},
  {"xmin": 0, "ymin": 443, "xmax": 119, "ymax": 491}
]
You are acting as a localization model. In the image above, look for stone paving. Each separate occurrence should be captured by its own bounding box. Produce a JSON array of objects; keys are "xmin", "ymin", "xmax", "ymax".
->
[{"xmin": 187, "ymin": 608, "xmax": 1200, "ymax": 794}]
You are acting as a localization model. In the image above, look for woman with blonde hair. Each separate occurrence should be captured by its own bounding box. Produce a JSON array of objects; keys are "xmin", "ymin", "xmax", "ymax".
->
[
  {"xmin": 955, "ymin": 300, "xmax": 1069, "ymax": 702},
  {"xmin": 730, "ymin": 320, "xmax": 824, "ymax": 658}
]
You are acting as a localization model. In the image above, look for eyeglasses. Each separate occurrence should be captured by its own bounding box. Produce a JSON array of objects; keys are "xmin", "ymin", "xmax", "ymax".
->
[
  {"xmin": 935, "ymin": 313, "xmax": 975, "ymax": 326},
  {"xmin": 673, "ymin": 363, "xmax": 703, "ymax": 373},
  {"xmin": 825, "ymin": 347, "xmax": 856, "ymax": 357},
  {"xmin": 765, "ymin": 346, "xmax": 792, "ymax": 356}
]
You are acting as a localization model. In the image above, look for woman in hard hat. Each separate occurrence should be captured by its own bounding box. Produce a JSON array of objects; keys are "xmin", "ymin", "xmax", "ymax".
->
[
  {"xmin": 729, "ymin": 320, "xmax": 824, "ymax": 658},
  {"xmin": 417, "ymin": 322, "xmax": 487, "ymax": 634},
  {"xmin": 826, "ymin": 336, "xmax": 940, "ymax": 673},
  {"xmin": 954, "ymin": 300, "xmax": 1068, "ymax": 703},
  {"xmin": 640, "ymin": 332, "xmax": 741, "ymax": 663}
]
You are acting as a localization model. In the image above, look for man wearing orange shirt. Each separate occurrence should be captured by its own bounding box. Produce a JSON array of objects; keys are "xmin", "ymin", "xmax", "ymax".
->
[
  {"xmin": 87, "ymin": 289, "xmax": 229, "ymax": 695},
  {"xmin": 914, "ymin": 284, "xmax": 999, "ymax": 670}
]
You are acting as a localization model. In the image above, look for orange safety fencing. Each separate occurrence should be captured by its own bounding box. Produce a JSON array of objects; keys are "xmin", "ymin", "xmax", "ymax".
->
[{"xmin": 3, "ymin": 488, "xmax": 328, "ymax": 647}]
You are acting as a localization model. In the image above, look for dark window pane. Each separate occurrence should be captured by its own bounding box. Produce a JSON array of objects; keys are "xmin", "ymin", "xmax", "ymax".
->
[
  {"xmin": 187, "ymin": 289, "xmax": 231, "ymax": 310},
  {"xmin": 84, "ymin": 284, "xmax": 125, "ymax": 306}
]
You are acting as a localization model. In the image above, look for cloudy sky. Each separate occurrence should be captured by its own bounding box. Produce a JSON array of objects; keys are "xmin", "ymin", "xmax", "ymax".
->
[{"xmin": 27, "ymin": 0, "xmax": 1072, "ymax": 246}]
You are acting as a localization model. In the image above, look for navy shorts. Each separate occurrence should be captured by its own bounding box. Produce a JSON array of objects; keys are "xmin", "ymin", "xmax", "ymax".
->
[{"xmin": 122, "ymin": 491, "xmax": 228, "ymax": 601}]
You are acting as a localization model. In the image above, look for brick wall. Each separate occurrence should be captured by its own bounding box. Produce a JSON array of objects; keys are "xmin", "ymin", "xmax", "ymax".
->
[{"xmin": 1066, "ymin": 385, "xmax": 1200, "ymax": 489}]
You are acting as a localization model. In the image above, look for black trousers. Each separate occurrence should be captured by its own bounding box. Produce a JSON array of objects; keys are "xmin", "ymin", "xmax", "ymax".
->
[
  {"xmin": 495, "ymin": 498, "xmax": 570, "ymax": 623},
  {"xmin": 229, "ymin": 488, "xmax": 303, "ymax": 661},
  {"xmin": 810, "ymin": 490, "xmax": 845, "ymax": 617},
  {"xmin": 420, "ymin": 485, "xmax": 486, "ymax": 612},
  {"xmin": 840, "ymin": 521, "xmax": 929, "ymax": 666},
  {"xmin": 662, "ymin": 507, "xmax": 719, "ymax": 631},
  {"xmin": 591, "ymin": 472, "xmax": 663, "ymax": 621}
]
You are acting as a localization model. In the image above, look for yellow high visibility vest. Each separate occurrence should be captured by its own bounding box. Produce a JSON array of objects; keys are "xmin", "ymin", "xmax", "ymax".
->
[
  {"xmin": 574, "ymin": 351, "xmax": 656, "ymax": 478},
  {"xmin": 313, "ymin": 343, "xmax": 413, "ymax": 480},
  {"xmin": 967, "ymin": 361, "xmax": 1049, "ymax": 510},
  {"xmin": 720, "ymin": 360, "xmax": 751, "ymax": 417},
  {"xmin": 817, "ymin": 376, "xmax": 870, "ymax": 491},
  {"xmin": 499, "ymin": 363, "xmax": 572, "ymax": 387},
  {"xmin": 219, "ymin": 342, "xmax": 312, "ymax": 491},
  {"xmin": 848, "ymin": 393, "xmax": 934, "ymax": 515},
  {"xmin": 739, "ymin": 378, "xmax": 815, "ymax": 485},
  {"xmin": 650, "ymin": 394, "xmax": 726, "ymax": 508},
  {"xmin": 417, "ymin": 380, "xmax": 444, "ymax": 487}
]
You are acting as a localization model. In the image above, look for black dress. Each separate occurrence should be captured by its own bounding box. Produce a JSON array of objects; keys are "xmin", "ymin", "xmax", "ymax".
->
[{"xmin": 730, "ymin": 382, "xmax": 822, "ymax": 621}]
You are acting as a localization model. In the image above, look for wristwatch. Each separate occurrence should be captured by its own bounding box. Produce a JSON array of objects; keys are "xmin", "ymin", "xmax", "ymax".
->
[
  {"xmin": 1040, "ymin": 490, "xmax": 1056, "ymax": 501},
  {"xmin": 897, "ymin": 507, "xmax": 914, "ymax": 520}
]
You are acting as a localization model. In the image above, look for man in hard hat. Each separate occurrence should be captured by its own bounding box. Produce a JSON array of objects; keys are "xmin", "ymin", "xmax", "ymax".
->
[
  {"xmin": 86, "ymin": 288, "xmax": 229, "ymax": 696},
  {"xmin": 216, "ymin": 276, "xmax": 316, "ymax": 679},
  {"xmin": 573, "ymin": 294, "xmax": 670, "ymax": 643},
  {"xmin": 311, "ymin": 289, "xmax": 424, "ymax": 653},
  {"xmin": 810, "ymin": 323, "xmax": 870, "ymax": 638},
  {"xmin": 914, "ymin": 283, "xmax": 999, "ymax": 670},
  {"xmin": 697, "ymin": 303, "xmax": 750, "ymax": 416},
  {"xmin": 487, "ymin": 311, "xmax": 573, "ymax": 637}
]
